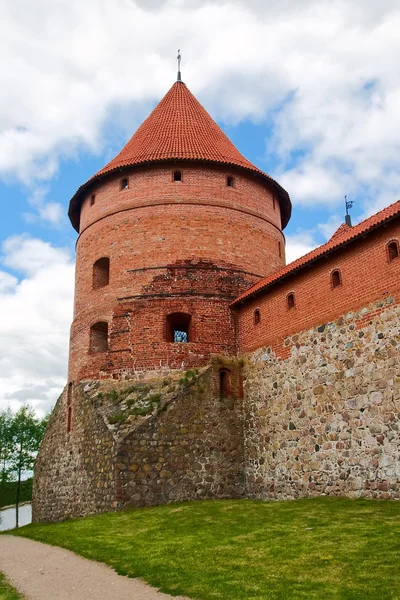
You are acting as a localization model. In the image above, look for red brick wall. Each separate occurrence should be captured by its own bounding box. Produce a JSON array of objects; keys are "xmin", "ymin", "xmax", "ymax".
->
[
  {"xmin": 69, "ymin": 163, "xmax": 286, "ymax": 380},
  {"xmin": 236, "ymin": 220, "xmax": 400, "ymax": 356}
]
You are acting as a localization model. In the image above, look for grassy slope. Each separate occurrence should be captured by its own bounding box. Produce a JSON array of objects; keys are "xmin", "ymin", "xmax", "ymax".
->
[
  {"xmin": 0, "ymin": 573, "xmax": 24, "ymax": 600},
  {"xmin": 10, "ymin": 498, "xmax": 400, "ymax": 600}
]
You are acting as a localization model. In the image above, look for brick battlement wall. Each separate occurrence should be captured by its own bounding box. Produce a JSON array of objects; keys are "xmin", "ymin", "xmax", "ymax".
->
[
  {"xmin": 69, "ymin": 162, "xmax": 285, "ymax": 379},
  {"xmin": 236, "ymin": 219, "xmax": 400, "ymax": 357}
]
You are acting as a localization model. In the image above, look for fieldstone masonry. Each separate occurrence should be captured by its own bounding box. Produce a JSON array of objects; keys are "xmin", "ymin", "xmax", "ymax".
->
[
  {"xmin": 243, "ymin": 296, "xmax": 400, "ymax": 500},
  {"xmin": 34, "ymin": 360, "xmax": 245, "ymax": 522}
]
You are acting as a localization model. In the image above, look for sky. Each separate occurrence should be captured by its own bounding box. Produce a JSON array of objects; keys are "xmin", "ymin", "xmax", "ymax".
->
[{"xmin": 1, "ymin": 0, "xmax": 399, "ymax": 416}]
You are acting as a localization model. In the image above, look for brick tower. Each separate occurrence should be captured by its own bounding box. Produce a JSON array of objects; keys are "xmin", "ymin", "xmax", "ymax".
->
[{"xmin": 67, "ymin": 76, "xmax": 291, "ymax": 380}]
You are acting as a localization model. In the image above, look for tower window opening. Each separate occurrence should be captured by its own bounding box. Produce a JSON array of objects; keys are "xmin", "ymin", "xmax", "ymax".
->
[
  {"xmin": 254, "ymin": 309, "xmax": 261, "ymax": 325},
  {"xmin": 67, "ymin": 382, "xmax": 73, "ymax": 406},
  {"xmin": 226, "ymin": 176, "xmax": 234, "ymax": 187},
  {"xmin": 287, "ymin": 292, "xmax": 295, "ymax": 310},
  {"xmin": 166, "ymin": 312, "xmax": 191, "ymax": 343},
  {"xmin": 273, "ymin": 196, "xmax": 276, "ymax": 210},
  {"xmin": 90, "ymin": 321, "xmax": 108, "ymax": 353},
  {"xmin": 278, "ymin": 241, "xmax": 282, "ymax": 257},
  {"xmin": 90, "ymin": 194, "xmax": 95, "ymax": 206},
  {"xmin": 66, "ymin": 382, "xmax": 73, "ymax": 433},
  {"xmin": 173, "ymin": 170, "xmax": 182, "ymax": 182},
  {"xmin": 120, "ymin": 177, "xmax": 129, "ymax": 190},
  {"xmin": 331, "ymin": 269, "xmax": 342, "ymax": 289},
  {"xmin": 387, "ymin": 240, "xmax": 399, "ymax": 262},
  {"xmin": 219, "ymin": 368, "xmax": 231, "ymax": 398},
  {"xmin": 93, "ymin": 257, "xmax": 110, "ymax": 289},
  {"xmin": 67, "ymin": 407, "xmax": 72, "ymax": 433}
]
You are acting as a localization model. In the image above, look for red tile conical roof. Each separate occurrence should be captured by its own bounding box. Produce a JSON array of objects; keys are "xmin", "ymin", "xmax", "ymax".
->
[{"xmin": 68, "ymin": 81, "xmax": 291, "ymax": 231}]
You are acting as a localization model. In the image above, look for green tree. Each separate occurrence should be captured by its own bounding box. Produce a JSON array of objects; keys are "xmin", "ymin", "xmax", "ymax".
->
[
  {"xmin": 0, "ymin": 408, "xmax": 13, "ymax": 498},
  {"xmin": 9, "ymin": 406, "xmax": 48, "ymax": 528}
]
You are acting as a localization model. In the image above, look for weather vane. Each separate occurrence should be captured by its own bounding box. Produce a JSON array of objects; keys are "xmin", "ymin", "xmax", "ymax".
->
[
  {"xmin": 345, "ymin": 195, "xmax": 354, "ymax": 227},
  {"xmin": 177, "ymin": 49, "xmax": 182, "ymax": 82}
]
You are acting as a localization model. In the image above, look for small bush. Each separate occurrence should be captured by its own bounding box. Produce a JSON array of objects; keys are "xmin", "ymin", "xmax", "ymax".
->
[
  {"xmin": 148, "ymin": 393, "xmax": 161, "ymax": 404},
  {"xmin": 108, "ymin": 411, "xmax": 126, "ymax": 425}
]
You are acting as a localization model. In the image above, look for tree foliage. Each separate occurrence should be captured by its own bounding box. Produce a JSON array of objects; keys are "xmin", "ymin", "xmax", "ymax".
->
[{"xmin": 0, "ymin": 405, "xmax": 48, "ymax": 526}]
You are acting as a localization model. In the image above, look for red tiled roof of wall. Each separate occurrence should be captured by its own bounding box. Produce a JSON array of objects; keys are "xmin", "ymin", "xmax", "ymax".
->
[
  {"xmin": 232, "ymin": 199, "xmax": 400, "ymax": 305},
  {"xmin": 68, "ymin": 81, "xmax": 291, "ymax": 231},
  {"xmin": 330, "ymin": 222, "xmax": 351, "ymax": 240}
]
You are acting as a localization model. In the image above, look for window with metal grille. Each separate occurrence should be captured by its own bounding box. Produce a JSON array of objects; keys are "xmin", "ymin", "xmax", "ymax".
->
[{"xmin": 166, "ymin": 313, "xmax": 191, "ymax": 343}]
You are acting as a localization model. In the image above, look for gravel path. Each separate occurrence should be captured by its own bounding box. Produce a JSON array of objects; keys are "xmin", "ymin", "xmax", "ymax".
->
[{"xmin": 0, "ymin": 536, "xmax": 190, "ymax": 600}]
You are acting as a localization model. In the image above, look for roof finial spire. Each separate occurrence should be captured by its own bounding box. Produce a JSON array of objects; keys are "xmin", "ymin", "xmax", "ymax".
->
[
  {"xmin": 345, "ymin": 195, "xmax": 354, "ymax": 227},
  {"xmin": 177, "ymin": 49, "xmax": 182, "ymax": 82}
]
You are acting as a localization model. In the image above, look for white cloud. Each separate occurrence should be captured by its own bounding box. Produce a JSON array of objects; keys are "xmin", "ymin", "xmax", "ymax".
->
[
  {"xmin": 0, "ymin": 236, "xmax": 74, "ymax": 416},
  {"xmin": 0, "ymin": 0, "xmax": 399, "ymax": 221},
  {"xmin": 285, "ymin": 231, "xmax": 316, "ymax": 264}
]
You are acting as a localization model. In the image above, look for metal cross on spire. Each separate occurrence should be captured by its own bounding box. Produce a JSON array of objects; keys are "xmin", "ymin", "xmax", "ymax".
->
[{"xmin": 177, "ymin": 49, "xmax": 182, "ymax": 82}]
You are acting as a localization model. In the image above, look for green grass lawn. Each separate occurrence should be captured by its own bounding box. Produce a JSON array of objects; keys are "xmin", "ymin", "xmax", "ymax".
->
[
  {"xmin": 10, "ymin": 498, "xmax": 400, "ymax": 600},
  {"xmin": 0, "ymin": 573, "xmax": 24, "ymax": 600}
]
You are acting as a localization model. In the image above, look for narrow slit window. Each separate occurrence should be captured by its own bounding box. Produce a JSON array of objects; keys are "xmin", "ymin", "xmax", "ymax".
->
[
  {"xmin": 387, "ymin": 240, "xmax": 399, "ymax": 262},
  {"xmin": 90, "ymin": 321, "xmax": 108, "ymax": 353},
  {"xmin": 287, "ymin": 293, "xmax": 295, "ymax": 310},
  {"xmin": 67, "ymin": 382, "xmax": 73, "ymax": 406},
  {"xmin": 278, "ymin": 241, "xmax": 282, "ymax": 257},
  {"xmin": 93, "ymin": 257, "xmax": 110, "ymax": 289},
  {"xmin": 90, "ymin": 194, "xmax": 95, "ymax": 206},
  {"xmin": 66, "ymin": 382, "xmax": 73, "ymax": 433},
  {"xmin": 273, "ymin": 196, "xmax": 276, "ymax": 210},
  {"xmin": 166, "ymin": 313, "xmax": 191, "ymax": 343},
  {"xmin": 219, "ymin": 369, "xmax": 231, "ymax": 398},
  {"xmin": 331, "ymin": 269, "xmax": 342, "ymax": 289},
  {"xmin": 226, "ymin": 176, "xmax": 234, "ymax": 187},
  {"xmin": 254, "ymin": 309, "xmax": 261, "ymax": 325},
  {"xmin": 120, "ymin": 177, "xmax": 129, "ymax": 190},
  {"xmin": 173, "ymin": 170, "xmax": 182, "ymax": 182},
  {"xmin": 67, "ymin": 407, "xmax": 72, "ymax": 433}
]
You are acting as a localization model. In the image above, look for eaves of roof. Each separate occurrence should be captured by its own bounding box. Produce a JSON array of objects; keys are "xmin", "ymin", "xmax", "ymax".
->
[{"xmin": 232, "ymin": 199, "xmax": 400, "ymax": 306}]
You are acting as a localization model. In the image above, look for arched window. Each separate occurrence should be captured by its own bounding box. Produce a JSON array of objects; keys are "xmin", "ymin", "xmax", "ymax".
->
[
  {"xmin": 120, "ymin": 177, "xmax": 129, "ymax": 190},
  {"xmin": 254, "ymin": 309, "xmax": 261, "ymax": 325},
  {"xmin": 226, "ymin": 176, "xmax": 234, "ymax": 187},
  {"xmin": 287, "ymin": 292, "xmax": 295, "ymax": 310},
  {"xmin": 90, "ymin": 194, "xmax": 95, "ymax": 206},
  {"xmin": 331, "ymin": 269, "xmax": 342, "ymax": 289},
  {"xmin": 387, "ymin": 240, "xmax": 399, "ymax": 262},
  {"xmin": 173, "ymin": 170, "xmax": 182, "ymax": 182},
  {"xmin": 90, "ymin": 322, "xmax": 108, "ymax": 353},
  {"xmin": 93, "ymin": 257, "xmax": 110, "ymax": 290},
  {"xmin": 219, "ymin": 368, "xmax": 231, "ymax": 398},
  {"xmin": 166, "ymin": 313, "xmax": 191, "ymax": 342}
]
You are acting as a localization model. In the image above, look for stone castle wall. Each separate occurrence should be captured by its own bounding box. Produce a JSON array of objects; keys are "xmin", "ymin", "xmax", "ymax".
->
[
  {"xmin": 243, "ymin": 296, "xmax": 400, "ymax": 500},
  {"xmin": 33, "ymin": 383, "xmax": 117, "ymax": 522},
  {"xmin": 33, "ymin": 360, "xmax": 245, "ymax": 522}
]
